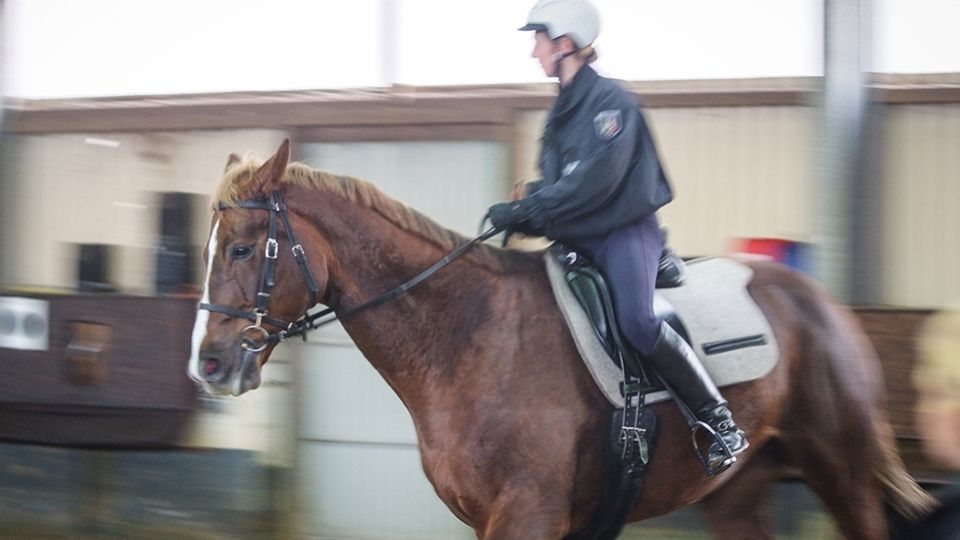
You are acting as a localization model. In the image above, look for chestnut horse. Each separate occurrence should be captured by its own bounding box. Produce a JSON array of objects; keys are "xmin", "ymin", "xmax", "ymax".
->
[{"xmin": 188, "ymin": 140, "xmax": 933, "ymax": 539}]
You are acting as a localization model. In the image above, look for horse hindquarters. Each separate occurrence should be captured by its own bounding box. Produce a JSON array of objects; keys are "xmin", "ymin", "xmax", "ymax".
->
[
  {"xmin": 783, "ymin": 335, "xmax": 889, "ymax": 538},
  {"xmin": 767, "ymin": 271, "xmax": 934, "ymax": 539}
]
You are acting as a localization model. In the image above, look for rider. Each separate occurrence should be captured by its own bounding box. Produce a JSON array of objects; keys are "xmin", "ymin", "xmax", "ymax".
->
[{"xmin": 487, "ymin": 0, "xmax": 748, "ymax": 473}]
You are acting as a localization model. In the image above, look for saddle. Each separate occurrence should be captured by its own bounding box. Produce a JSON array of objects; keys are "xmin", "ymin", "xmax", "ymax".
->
[
  {"xmin": 559, "ymin": 245, "xmax": 688, "ymax": 393},
  {"xmin": 549, "ymin": 248, "xmax": 778, "ymax": 407}
]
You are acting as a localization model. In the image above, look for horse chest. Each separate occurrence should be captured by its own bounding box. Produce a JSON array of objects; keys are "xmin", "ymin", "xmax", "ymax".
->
[
  {"xmin": 418, "ymin": 418, "xmax": 521, "ymax": 508},
  {"xmin": 416, "ymin": 440, "xmax": 487, "ymax": 523}
]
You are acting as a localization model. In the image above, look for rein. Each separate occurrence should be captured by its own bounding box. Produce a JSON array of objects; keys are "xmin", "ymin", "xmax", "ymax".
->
[{"xmin": 199, "ymin": 190, "xmax": 499, "ymax": 351}]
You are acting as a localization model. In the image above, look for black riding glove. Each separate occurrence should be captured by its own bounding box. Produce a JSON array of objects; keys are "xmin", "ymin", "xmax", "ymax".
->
[{"xmin": 487, "ymin": 199, "xmax": 539, "ymax": 231}]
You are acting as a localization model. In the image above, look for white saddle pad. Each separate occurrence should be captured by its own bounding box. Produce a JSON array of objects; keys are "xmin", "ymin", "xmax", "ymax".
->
[{"xmin": 545, "ymin": 255, "xmax": 779, "ymax": 408}]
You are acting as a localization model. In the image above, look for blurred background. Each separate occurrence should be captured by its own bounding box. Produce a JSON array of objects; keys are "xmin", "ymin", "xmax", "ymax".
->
[{"xmin": 0, "ymin": 0, "xmax": 957, "ymax": 538}]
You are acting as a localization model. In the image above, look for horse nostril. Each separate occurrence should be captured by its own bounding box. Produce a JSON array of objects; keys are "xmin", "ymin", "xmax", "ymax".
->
[{"xmin": 201, "ymin": 355, "xmax": 222, "ymax": 380}]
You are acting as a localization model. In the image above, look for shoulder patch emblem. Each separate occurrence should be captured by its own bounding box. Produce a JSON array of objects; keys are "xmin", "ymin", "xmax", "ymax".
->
[{"xmin": 593, "ymin": 109, "xmax": 622, "ymax": 140}]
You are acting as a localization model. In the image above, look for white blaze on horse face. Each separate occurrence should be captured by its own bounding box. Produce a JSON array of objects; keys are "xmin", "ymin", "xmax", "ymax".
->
[{"xmin": 188, "ymin": 219, "xmax": 220, "ymax": 387}]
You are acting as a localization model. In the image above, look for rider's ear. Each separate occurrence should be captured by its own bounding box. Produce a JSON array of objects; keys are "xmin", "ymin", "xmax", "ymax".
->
[
  {"xmin": 224, "ymin": 153, "xmax": 242, "ymax": 172},
  {"xmin": 252, "ymin": 139, "xmax": 291, "ymax": 194}
]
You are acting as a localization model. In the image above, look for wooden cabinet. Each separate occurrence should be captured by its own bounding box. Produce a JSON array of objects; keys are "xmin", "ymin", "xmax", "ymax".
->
[{"xmin": 0, "ymin": 293, "xmax": 198, "ymax": 447}]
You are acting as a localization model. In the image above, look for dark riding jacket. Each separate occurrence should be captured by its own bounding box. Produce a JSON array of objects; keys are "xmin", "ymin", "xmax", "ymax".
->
[{"xmin": 521, "ymin": 66, "xmax": 673, "ymax": 241}]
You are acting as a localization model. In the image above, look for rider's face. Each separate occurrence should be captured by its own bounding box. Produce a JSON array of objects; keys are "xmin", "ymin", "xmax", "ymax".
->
[{"xmin": 531, "ymin": 31, "xmax": 560, "ymax": 77}]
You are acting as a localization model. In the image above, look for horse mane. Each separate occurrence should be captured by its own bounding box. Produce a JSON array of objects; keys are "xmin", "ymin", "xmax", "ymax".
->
[{"xmin": 214, "ymin": 159, "xmax": 538, "ymax": 274}]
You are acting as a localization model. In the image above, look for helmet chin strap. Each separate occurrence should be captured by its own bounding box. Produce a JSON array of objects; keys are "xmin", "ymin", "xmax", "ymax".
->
[{"xmin": 552, "ymin": 49, "xmax": 578, "ymax": 81}]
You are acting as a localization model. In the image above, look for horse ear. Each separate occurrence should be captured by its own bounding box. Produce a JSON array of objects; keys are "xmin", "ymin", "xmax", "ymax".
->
[
  {"xmin": 224, "ymin": 153, "xmax": 242, "ymax": 172},
  {"xmin": 252, "ymin": 139, "xmax": 291, "ymax": 193}
]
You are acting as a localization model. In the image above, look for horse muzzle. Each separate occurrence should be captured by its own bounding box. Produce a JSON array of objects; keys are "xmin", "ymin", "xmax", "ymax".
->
[{"xmin": 196, "ymin": 346, "xmax": 263, "ymax": 396}]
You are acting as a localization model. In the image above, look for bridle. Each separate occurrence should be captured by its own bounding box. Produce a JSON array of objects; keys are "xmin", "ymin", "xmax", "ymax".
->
[
  {"xmin": 199, "ymin": 191, "xmax": 318, "ymax": 352},
  {"xmin": 199, "ymin": 190, "xmax": 498, "ymax": 352}
]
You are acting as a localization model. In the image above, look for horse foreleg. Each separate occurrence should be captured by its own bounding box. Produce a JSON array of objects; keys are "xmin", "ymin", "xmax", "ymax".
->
[{"xmin": 697, "ymin": 443, "xmax": 782, "ymax": 540}]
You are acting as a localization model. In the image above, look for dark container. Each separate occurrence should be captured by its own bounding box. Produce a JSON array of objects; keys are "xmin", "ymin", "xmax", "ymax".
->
[{"xmin": 0, "ymin": 293, "xmax": 198, "ymax": 448}]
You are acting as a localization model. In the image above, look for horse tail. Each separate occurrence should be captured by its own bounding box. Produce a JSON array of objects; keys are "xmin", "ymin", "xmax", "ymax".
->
[{"xmin": 875, "ymin": 410, "xmax": 938, "ymax": 521}]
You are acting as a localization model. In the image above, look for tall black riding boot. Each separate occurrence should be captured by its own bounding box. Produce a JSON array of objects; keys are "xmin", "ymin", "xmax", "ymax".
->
[{"xmin": 646, "ymin": 322, "xmax": 749, "ymax": 474}]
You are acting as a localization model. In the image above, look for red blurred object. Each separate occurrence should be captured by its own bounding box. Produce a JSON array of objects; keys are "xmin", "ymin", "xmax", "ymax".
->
[
  {"xmin": 737, "ymin": 238, "xmax": 789, "ymax": 261},
  {"xmin": 734, "ymin": 238, "xmax": 813, "ymax": 273}
]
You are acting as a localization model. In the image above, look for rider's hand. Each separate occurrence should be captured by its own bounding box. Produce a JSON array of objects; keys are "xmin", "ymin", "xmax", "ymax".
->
[{"xmin": 487, "ymin": 200, "xmax": 536, "ymax": 230}]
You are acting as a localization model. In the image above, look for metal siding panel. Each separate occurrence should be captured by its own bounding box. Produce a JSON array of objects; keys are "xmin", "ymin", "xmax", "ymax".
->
[
  {"xmin": 882, "ymin": 106, "xmax": 908, "ymax": 305},
  {"xmin": 296, "ymin": 341, "xmax": 417, "ymax": 445},
  {"xmin": 297, "ymin": 443, "xmax": 474, "ymax": 539},
  {"xmin": 883, "ymin": 104, "xmax": 960, "ymax": 307},
  {"xmin": 300, "ymin": 141, "xmax": 508, "ymax": 238},
  {"xmin": 935, "ymin": 106, "xmax": 960, "ymax": 304},
  {"xmin": 945, "ymin": 106, "xmax": 960, "ymax": 302},
  {"xmin": 651, "ymin": 106, "xmax": 815, "ymax": 257}
]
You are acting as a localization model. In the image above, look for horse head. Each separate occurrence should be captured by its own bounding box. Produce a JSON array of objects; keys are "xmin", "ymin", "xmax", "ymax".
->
[{"xmin": 187, "ymin": 139, "xmax": 331, "ymax": 396}]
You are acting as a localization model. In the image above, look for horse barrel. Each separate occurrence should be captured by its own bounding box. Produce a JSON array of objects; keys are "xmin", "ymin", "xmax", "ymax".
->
[{"xmin": 0, "ymin": 293, "xmax": 198, "ymax": 447}]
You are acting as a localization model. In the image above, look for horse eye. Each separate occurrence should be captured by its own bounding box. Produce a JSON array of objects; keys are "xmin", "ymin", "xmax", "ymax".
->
[{"xmin": 231, "ymin": 245, "xmax": 253, "ymax": 260}]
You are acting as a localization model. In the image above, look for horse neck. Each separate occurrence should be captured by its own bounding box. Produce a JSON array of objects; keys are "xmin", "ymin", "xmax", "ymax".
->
[{"xmin": 303, "ymin": 190, "xmax": 501, "ymax": 409}]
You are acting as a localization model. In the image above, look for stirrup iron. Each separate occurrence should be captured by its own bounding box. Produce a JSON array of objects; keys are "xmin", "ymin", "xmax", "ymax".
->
[{"xmin": 690, "ymin": 420, "xmax": 736, "ymax": 477}]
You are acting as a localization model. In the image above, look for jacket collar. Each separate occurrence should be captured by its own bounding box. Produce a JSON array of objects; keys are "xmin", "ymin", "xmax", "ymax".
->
[{"xmin": 549, "ymin": 65, "xmax": 599, "ymax": 126}]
